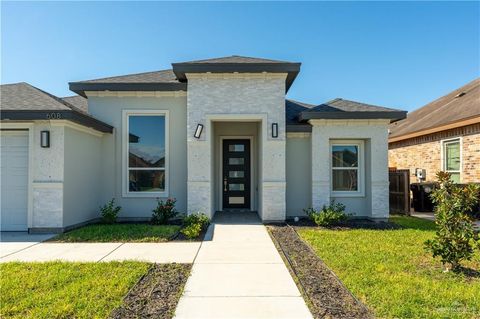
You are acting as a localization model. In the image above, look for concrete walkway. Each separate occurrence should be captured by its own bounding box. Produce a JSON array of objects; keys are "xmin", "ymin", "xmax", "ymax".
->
[
  {"xmin": 0, "ymin": 232, "xmax": 200, "ymax": 263},
  {"xmin": 174, "ymin": 212, "xmax": 312, "ymax": 319}
]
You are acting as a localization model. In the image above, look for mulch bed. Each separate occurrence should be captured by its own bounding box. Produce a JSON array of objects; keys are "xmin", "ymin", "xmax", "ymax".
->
[
  {"xmin": 268, "ymin": 224, "xmax": 373, "ymax": 319},
  {"xmin": 109, "ymin": 263, "xmax": 191, "ymax": 319},
  {"xmin": 287, "ymin": 217, "xmax": 401, "ymax": 230}
]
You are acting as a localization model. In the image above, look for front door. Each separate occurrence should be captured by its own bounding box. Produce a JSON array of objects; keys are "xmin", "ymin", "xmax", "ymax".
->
[{"xmin": 222, "ymin": 139, "xmax": 251, "ymax": 209}]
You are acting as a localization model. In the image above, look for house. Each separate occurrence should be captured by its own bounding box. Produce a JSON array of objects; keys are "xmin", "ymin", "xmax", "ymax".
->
[
  {"xmin": 389, "ymin": 78, "xmax": 480, "ymax": 183},
  {"xmin": 1, "ymin": 56, "xmax": 406, "ymax": 233}
]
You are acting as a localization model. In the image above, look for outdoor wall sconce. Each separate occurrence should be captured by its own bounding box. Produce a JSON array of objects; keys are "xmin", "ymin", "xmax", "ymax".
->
[
  {"xmin": 272, "ymin": 123, "xmax": 278, "ymax": 138},
  {"xmin": 194, "ymin": 124, "xmax": 204, "ymax": 139},
  {"xmin": 40, "ymin": 130, "xmax": 50, "ymax": 148}
]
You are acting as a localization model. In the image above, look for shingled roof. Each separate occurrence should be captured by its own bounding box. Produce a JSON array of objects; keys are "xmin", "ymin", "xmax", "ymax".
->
[
  {"xmin": 299, "ymin": 98, "xmax": 406, "ymax": 122},
  {"xmin": 174, "ymin": 55, "xmax": 294, "ymax": 64},
  {"xmin": 1, "ymin": 82, "xmax": 112, "ymax": 133},
  {"xmin": 70, "ymin": 55, "xmax": 301, "ymax": 96},
  {"xmin": 62, "ymin": 95, "xmax": 88, "ymax": 113},
  {"xmin": 389, "ymin": 78, "xmax": 480, "ymax": 140}
]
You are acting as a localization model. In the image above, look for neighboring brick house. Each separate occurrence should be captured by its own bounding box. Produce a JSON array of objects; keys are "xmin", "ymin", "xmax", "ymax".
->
[{"xmin": 389, "ymin": 78, "xmax": 480, "ymax": 183}]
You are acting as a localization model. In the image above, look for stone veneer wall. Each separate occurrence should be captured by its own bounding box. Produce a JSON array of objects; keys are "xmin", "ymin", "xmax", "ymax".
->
[
  {"xmin": 311, "ymin": 119, "xmax": 390, "ymax": 219},
  {"xmin": 389, "ymin": 123, "xmax": 480, "ymax": 183},
  {"xmin": 186, "ymin": 73, "xmax": 287, "ymax": 221}
]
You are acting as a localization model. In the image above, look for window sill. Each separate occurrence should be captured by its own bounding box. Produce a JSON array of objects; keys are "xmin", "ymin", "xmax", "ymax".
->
[
  {"xmin": 331, "ymin": 191, "xmax": 365, "ymax": 198},
  {"xmin": 122, "ymin": 192, "xmax": 169, "ymax": 198}
]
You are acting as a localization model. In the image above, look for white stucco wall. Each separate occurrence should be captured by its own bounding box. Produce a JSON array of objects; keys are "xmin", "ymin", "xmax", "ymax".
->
[
  {"xmin": 63, "ymin": 126, "xmax": 103, "ymax": 227},
  {"xmin": 31, "ymin": 123, "xmax": 65, "ymax": 228},
  {"xmin": 311, "ymin": 119, "xmax": 390, "ymax": 219},
  {"xmin": 286, "ymin": 133, "xmax": 312, "ymax": 217},
  {"xmin": 186, "ymin": 73, "xmax": 287, "ymax": 221},
  {"xmin": 87, "ymin": 93, "xmax": 188, "ymax": 218}
]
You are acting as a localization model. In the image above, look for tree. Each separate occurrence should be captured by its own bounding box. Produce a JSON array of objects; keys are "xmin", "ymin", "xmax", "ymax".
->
[{"xmin": 425, "ymin": 171, "xmax": 480, "ymax": 272}]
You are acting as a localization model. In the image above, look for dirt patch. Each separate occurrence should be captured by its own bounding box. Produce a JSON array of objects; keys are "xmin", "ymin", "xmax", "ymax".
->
[
  {"xmin": 110, "ymin": 263, "xmax": 191, "ymax": 319},
  {"xmin": 268, "ymin": 224, "xmax": 373, "ymax": 319}
]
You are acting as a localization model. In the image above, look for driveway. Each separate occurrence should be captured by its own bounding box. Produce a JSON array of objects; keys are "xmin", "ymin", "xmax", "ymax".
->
[
  {"xmin": 174, "ymin": 212, "xmax": 313, "ymax": 319},
  {"xmin": 0, "ymin": 232, "xmax": 200, "ymax": 263},
  {"xmin": 0, "ymin": 232, "xmax": 55, "ymax": 258}
]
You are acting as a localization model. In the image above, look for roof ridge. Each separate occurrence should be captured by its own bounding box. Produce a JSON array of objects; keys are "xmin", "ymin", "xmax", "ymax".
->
[{"xmin": 27, "ymin": 83, "xmax": 85, "ymax": 113}]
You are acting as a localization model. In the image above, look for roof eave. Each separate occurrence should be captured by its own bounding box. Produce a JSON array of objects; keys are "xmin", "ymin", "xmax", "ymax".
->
[
  {"xmin": 286, "ymin": 124, "xmax": 312, "ymax": 133},
  {"xmin": 69, "ymin": 82, "xmax": 188, "ymax": 97},
  {"xmin": 1, "ymin": 110, "xmax": 113, "ymax": 133},
  {"xmin": 172, "ymin": 62, "xmax": 301, "ymax": 93},
  {"xmin": 299, "ymin": 111, "xmax": 407, "ymax": 122}
]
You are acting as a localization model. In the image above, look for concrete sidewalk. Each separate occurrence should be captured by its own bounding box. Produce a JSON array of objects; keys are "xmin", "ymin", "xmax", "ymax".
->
[
  {"xmin": 0, "ymin": 233, "xmax": 200, "ymax": 263},
  {"xmin": 174, "ymin": 212, "xmax": 313, "ymax": 319}
]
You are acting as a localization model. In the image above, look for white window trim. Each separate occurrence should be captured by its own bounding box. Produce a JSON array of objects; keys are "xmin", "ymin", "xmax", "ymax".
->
[
  {"xmin": 122, "ymin": 109, "xmax": 169, "ymax": 198},
  {"xmin": 441, "ymin": 137, "xmax": 462, "ymax": 181},
  {"xmin": 330, "ymin": 140, "xmax": 365, "ymax": 197}
]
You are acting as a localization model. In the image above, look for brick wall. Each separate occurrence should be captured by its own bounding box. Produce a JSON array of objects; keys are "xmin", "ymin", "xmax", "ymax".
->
[{"xmin": 388, "ymin": 123, "xmax": 480, "ymax": 183}]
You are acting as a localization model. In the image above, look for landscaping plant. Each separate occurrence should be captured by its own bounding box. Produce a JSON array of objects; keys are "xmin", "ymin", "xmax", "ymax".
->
[
  {"xmin": 425, "ymin": 171, "xmax": 480, "ymax": 272},
  {"xmin": 100, "ymin": 198, "xmax": 121, "ymax": 224},
  {"xmin": 151, "ymin": 198, "xmax": 178, "ymax": 225},
  {"xmin": 304, "ymin": 201, "xmax": 348, "ymax": 226},
  {"xmin": 181, "ymin": 212, "xmax": 210, "ymax": 239}
]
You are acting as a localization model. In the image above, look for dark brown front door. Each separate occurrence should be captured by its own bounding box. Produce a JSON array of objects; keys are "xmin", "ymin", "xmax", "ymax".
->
[{"xmin": 222, "ymin": 139, "xmax": 251, "ymax": 209}]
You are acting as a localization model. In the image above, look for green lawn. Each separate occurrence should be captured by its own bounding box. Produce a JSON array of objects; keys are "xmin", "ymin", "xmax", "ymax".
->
[
  {"xmin": 51, "ymin": 223, "xmax": 181, "ymax": 242},
  {"xmin": 0, "ymin": 261, "xmax": 150, "ymax": 319},
  {"xmin": 298, "ymin": 216, "xmax": 480, "ymax": 319}
]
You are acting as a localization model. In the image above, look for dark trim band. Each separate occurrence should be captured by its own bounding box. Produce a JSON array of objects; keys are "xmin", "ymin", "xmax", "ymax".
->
[
  {"xmin": 1, "ymin": 110, "xmax": 113, "ymax": 133},
  {"xmin": 286, "ymin": 124, "xmax": 312, "ymax": 132},
  {"xmin": 69, "ymin": 82, "xmax": 187, "ymax": 97},
  {"xmin": 299, "ymin": 111, "xmax": 407, "ymax": 122}
]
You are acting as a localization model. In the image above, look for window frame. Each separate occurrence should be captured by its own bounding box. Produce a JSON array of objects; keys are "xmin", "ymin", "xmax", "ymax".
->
[
  {"xmin": 441, "ymin": 137, "xmax": 462, "ymax": 182},
  {"xmin": 122, "ymin": 109, "xmax": 169, "ymax": 198},
  {"xmin": 330, "ymin": 140, "xmax": 365, "ymax": 197}
]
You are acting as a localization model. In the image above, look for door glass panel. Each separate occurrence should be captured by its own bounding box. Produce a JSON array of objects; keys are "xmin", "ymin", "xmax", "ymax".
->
[
  {"xmin": 228, "ymin": 144, "xmax": 245, "ymax": 152},
  {"xmin": 229, "ymin": 184, "xmax": 244, "ymax": 191},
  {"xmin": 229, "ymin": 197, "xmax": 245, "ymax": 204},
  {"xmin": 229, "ymin": 158, "xmax": 244, "ymax": 165},
  {"xmin": 229, "ymin": 171, "xmax": 244, "ymax": 178}
]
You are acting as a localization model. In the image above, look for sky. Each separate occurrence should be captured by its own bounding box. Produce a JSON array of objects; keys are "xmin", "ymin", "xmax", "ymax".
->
[{"xmin": 1, "ymin": 1, "xmax": 479, "ymax": 111}]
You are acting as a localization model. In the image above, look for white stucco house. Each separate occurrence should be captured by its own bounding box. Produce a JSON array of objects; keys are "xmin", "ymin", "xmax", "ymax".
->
[{"xmin": 0, "ymin": 56, "xmax": 406, "ymax": 233}]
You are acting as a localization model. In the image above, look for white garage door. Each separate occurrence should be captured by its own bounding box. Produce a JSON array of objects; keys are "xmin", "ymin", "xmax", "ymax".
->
[{"xmin": 1, "ymin": 131, "xmax": 29, "ymax": 231}]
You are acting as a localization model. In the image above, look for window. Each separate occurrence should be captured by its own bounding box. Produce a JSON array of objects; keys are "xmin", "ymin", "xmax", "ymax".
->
[
  {"xmin": 123, "ymin": 110, "xmax": 168, "ymax": 197},
  {"xmin": 331, "ymin": 141, "xmax": 364, "ymax": 196},
  {"xmin": 442, "ymin": 138, "xmax": 461, "ymax": 183}
]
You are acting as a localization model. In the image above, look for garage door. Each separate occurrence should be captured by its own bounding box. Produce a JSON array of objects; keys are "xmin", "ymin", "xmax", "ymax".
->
[{"xmin": 1, "ymin": 131, "xmax": 29, "ymax": 231}]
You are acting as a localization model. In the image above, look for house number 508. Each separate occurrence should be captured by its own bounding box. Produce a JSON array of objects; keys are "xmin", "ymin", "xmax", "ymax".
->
[{"xmin": 46, "ymin": 113, "xmax": 61, "ymax": 119}]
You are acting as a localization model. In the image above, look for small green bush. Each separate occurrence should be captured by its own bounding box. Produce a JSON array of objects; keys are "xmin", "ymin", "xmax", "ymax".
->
[
  {"xmin": 304, "ymin": 201, "xmax": 348, "ymax": 226},
  {"xmin": 100, "ymin": 198, "xmax": 121, "ymax": 224},
  {"xmin": 425, "ymin": 171, "xmax": 480, "ymax": 272},
  {"xmin": 151, "ymin": 198, "xmax": 178, "ymax": 225},
  {"xmin": 181, "ymin": 212, "xmax": 210, "ymax": 239}
]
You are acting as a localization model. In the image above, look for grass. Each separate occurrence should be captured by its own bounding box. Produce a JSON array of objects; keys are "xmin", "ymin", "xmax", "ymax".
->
[
  {"xmin": 0, "ymin": 261, "xmax": 150, "ymax": 319},
  {"xmin": 51, "ymin": 223, "xmax": 181, "ymax": 242},
  {"xmin": 298, "ymin": 216, "xmax": 480, "ymax": 319}
]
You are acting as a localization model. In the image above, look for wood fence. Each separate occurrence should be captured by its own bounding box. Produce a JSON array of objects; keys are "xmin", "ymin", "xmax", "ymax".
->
[{"xmin": 389, "ymin": 169, "xmax": 410, "ymax": 215}]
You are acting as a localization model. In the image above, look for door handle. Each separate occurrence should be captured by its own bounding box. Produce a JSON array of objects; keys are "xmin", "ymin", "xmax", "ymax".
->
[{"xmin": 224, "ymin": 177, "xmax": 227, "ymax": 192}]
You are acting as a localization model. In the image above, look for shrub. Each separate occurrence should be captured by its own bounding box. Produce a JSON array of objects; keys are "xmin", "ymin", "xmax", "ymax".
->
[
  {"xmin": 151, "ymin": 198, "xmax": 178, "ymax": 225},
  {"xmin": 304, "ymin": 201, "xmax": 348, "ymax": 226},
  {"xmin": 181, "ymin": 212, "xmax": 210, "ymax": 239},
  {"xmin": 100, "ymin": 198, "xmax": 121, "ymax": 224},
  {"xmin": 425, "ymin": 171, "xmax": 480, "ymax": 272}
]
